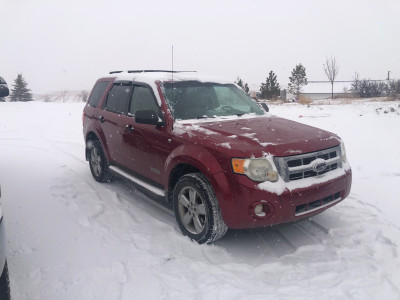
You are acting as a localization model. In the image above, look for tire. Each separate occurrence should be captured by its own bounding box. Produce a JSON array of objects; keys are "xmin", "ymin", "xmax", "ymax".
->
[
  {"xmin": 88, "ymin": 140, "xmax": 111, "ymax": 182},
  {"xmin": 0, "ymin": 261, "xmax": 10, "ymax": 300},
  {"xmin": 173, "ymin": 173, "xmax": 228, "ymax": 244}
]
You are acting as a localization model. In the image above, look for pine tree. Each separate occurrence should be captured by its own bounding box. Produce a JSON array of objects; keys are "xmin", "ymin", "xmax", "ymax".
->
[
  {"xmin": 235, "ymin": 77, "xmax": 250, "ymax": 95},
  {"xmin": 10, "ymin": 74, "xmax": 33, "ymax": 102},
  {"xmin": 288, "ymin": 64, "xmax": 308, "ymax": 99},
  {"xmin": 260, "ymin": 71, "xmax": 280, "ymax": 99}
]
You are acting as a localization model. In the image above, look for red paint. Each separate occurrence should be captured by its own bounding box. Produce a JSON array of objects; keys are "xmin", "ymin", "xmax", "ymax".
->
[{"xmin": 83, "ymin": 74, "xmax": 352, "ymax": 229}]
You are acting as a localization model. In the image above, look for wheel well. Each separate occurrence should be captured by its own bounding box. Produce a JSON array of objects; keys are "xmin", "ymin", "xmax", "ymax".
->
[
  {"xmin": 168, "ymin": 163, "xmax": 200, "ymax": 202},
  {"xmin": 85, "ymin": 132, "xmax": 99, "ymax": 160},
  {"xmin": 86, "ymin": 131, "xmax": 99, "ymax": 142}
]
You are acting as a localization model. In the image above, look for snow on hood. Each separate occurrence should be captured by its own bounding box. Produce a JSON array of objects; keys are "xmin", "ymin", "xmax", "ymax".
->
[{"xmin": 173, "ymin": 115, "xmax": 340, "ymax": 157}]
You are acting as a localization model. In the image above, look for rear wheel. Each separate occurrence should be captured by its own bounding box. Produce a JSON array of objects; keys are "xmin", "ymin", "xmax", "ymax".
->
[
  {"xmin": 173, "ymin": 173, "xmax": 228, "ymax": 244},
  {"xmin": 88, "ymin": 140, "xmax": 111, "ymax": 182}
]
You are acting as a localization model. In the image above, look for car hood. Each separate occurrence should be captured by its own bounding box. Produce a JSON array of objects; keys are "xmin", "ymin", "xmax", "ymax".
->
[{"xmin": 173, "ymin": 115, "xmax": 340, "ymax": 157}]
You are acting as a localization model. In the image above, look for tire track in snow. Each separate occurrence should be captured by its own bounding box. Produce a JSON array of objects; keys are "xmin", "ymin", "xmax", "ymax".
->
[
  {"xmin": 51, "ymin": 142, "xmax": 177, "ymax": 227},
  {"xmin": 47, "ymin": 132, "xmax": 400, "ymax": 296}
]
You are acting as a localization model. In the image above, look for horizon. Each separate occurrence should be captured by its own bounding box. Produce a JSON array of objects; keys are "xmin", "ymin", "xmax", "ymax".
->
[{"xmin": 1, "ymin": 0, "xmax": 399, "ymax": 94}]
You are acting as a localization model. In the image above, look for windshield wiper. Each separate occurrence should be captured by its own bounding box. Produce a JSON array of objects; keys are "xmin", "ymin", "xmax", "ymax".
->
[{"xmin": 196, "ymin": 115, "xmax": 215, "ymax": 119}]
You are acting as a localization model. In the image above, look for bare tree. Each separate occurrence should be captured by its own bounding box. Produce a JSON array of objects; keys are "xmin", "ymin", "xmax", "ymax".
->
[
  {"xmin": 59, "ymin": 90, "xmax": 69, "ymax": 103},
  {"xmin": 78, "ymin": 90, "xmax": 89, "ymax": 102},
  {"xmin": 324, "ymin": 56, "xmax": 339, "ymax": 99}
]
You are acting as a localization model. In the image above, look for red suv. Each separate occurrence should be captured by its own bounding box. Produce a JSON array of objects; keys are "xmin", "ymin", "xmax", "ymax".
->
[{"xmin": 83, "ymin": 70, "xmax": 352, "ymax": 244}]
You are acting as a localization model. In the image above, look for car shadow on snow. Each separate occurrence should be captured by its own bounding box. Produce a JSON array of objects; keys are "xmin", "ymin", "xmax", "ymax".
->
[{"xmin": 214, "ymin": 214, "xmax": 342, "ymax": 265}]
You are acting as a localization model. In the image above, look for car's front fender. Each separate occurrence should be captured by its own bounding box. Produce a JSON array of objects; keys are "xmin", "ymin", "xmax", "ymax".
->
[{"xmin": 164, "ymin": 144, "xmax": 237, "ymax": 226}]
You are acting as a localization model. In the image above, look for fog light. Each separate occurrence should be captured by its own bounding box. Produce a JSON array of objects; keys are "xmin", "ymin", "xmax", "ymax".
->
[
  {"xmin": 254, "ymin": 204, "xmax": 265, "ymax": 217},
  {"xmin": 249, "ymin": 201, "xmax": 275, "ymax": 219}
]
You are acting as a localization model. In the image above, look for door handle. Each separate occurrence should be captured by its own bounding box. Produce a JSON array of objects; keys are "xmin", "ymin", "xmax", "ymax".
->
[
  {"xmin": 124, "ymin": 124, "xmax": 134, "ymax": 132},
  {"xmin": 98, "ymin": 116, "xmax": 105, "ymax": 123}
]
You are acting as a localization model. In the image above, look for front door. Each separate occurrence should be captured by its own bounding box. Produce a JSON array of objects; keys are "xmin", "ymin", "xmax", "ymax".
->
[{"xmin": 122, "ymin": 84, "xmax": 171, "ymax": 186}]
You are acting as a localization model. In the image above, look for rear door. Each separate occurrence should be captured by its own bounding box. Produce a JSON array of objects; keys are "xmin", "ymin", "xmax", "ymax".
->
[
  {"xmin": 99, "ymin": 82, "xmax": 133, "ymax": 165},
  {"xmin": 83, "ymin": 79, "xmax": 112, "ymax": 132}
]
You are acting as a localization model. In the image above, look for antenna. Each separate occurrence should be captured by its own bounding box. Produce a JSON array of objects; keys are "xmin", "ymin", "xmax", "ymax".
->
[
  {"xmin": 172, "ymin": 45, "xmax": 174, "ymax": 82},
  {"xmin": 171, "ymin": 45, "xmax": 175, "ymax": 105}
]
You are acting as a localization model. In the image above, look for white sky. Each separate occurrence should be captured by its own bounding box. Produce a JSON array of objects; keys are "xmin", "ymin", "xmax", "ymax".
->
[{"xmin": 1, "ymin": 0, "xmax": 399, "ymax": 93}]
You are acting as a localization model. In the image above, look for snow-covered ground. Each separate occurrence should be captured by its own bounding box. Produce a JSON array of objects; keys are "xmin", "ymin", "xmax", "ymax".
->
[{"xmin": 0, "ymin": 99, "xmax": 400, "ymax": 299}]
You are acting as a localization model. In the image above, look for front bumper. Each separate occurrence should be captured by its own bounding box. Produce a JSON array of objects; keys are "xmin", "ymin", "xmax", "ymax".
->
[{"xmin": 216, "ymin": 169, "xmax": 352, "ymax": 229}]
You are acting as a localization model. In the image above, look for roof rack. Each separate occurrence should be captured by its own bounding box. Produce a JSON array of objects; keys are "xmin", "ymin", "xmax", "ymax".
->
[{"xmin": 109, "ymin": 70, "xmax": 196, "ymax": 74}]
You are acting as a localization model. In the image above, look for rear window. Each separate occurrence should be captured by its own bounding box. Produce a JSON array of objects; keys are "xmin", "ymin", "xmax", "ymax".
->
[{"xmin": 88, "ymin": 81, "xmax": 110, "ymax": 107}]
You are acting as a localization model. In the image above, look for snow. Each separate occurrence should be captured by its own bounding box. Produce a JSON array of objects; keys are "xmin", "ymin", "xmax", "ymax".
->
[
  {"xmin": 1, "ymin": 99, "xmax": 400, "ymax": 299},
  {"xmin": 114, "ymin": 71, "xmax": 232, "ymax": 86},
  {"xmin": 216, "ymin": 142, "xmax": 231, "ymax": 149},
  {"xmin": 172, "ymin": 123, "xmax": 220, "ymax": 138},
  {"xmin": 173, "ymin": 112, "xmax": 264, "ymax": 124},
  {"xmin": 258, "ymin": 167, "xmax": 348, "ymax": 196}
]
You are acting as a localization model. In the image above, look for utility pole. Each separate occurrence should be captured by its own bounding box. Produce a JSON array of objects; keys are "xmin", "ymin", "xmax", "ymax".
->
[{"xmin": 387, "ymin": 71, "xmax": 391, "ymax": 80}]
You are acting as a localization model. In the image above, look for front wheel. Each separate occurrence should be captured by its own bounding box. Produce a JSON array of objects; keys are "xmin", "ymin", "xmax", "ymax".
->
[
  {"xmin": 173, "ymin": 173, "xmax": 228, "ymax": 244},
  {"xmin": 88, "ymin": 140, "xmax": 111, "ymax": 182}
]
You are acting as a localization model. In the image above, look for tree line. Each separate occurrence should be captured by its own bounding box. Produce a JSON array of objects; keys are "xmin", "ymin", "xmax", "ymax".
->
[
  {"xmin": 352, "ymin": 73, "xmax": 400, "ymax": 98},
  {"xmin": 236, "ymin": 63, "xmax": 309, "ymax": 101},
  {"xmin": 4, "ymin": 67, "xmax": 400, "ymax": 103},
  {"xmin": 236, "ymin": 57, "xmax": 400, "ymax": 100},
  {"xmin": 1, "ymin": 73, "xmax": 89, "ymax": 102}
]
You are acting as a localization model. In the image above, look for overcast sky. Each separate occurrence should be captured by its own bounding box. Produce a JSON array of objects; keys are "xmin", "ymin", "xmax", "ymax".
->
[{"xmin": 1, "ymin": 0, "xmax": 399, "ymax": 93}]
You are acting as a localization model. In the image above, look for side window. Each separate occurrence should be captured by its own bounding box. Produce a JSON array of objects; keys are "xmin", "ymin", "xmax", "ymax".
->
[
  {"xmin": 104, "ymin": 84, "xmax": 133, "ymax": 114},
  {"xmin": 88, "ymin": 81, "xmax": 109, "ymax": 107},
  {"xmin": 129, "ymin": 86, "xmax": 159, "ymax": 116}
]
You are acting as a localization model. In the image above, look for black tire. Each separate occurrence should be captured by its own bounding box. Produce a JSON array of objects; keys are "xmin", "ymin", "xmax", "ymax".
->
[
  {"xmin": 88, "ymin": 140, "xmax": 111, "ymax": 182},
  {"xmin": 173, "ymin": 173, "xmax": 228, "ymax": 244},
  {"xmin": 0, "ymin": 261, "xmax": 10, "ymax": 300}
]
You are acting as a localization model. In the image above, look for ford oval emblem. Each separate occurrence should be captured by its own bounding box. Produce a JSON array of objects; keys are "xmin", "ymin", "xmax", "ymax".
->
[{"xmin": 312, "ymin": 159, "xmax": 328, "ymax": 173}]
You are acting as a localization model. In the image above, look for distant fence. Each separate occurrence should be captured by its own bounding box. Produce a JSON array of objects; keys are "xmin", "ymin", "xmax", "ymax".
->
[{"xmin": 300, "ymin": 93, "xmax": 355, "ymax": 100}]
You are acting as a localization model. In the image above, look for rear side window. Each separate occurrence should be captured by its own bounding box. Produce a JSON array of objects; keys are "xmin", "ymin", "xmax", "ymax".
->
[
  {"xmin": 104, "ymin": 84, "xmax": 133, "ymax": 114},
  {"xmin": 88, "ymin": 81, "xmax": 109, "ymax": 107}
]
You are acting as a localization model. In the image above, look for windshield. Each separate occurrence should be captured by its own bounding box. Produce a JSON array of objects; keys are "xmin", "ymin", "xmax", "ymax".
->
[{"xmin": 162, "ymin": 81, "xmax": 264, "ymax": 120}]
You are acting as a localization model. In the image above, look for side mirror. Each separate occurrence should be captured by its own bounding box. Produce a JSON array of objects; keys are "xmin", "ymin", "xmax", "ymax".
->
[
  {"xmin": 260, "ymin": 102, "xmax": 269, "ymax": 112},
  {"xmin": 135, "ymin": 109, "xmax": 164, "ymax": 126}
]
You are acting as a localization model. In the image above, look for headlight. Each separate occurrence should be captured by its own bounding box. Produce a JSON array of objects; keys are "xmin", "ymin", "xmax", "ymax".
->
[
  {"xmin": 340, "ymin": 141, "xmax": 347, "ymax": 163},
  {"xmin": 232, "ymin": 158, "xmax": 279, "ymax": 182}
]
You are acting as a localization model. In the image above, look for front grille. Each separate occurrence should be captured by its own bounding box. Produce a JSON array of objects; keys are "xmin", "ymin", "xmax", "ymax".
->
[
  {"xmin": 295, "ymin": 192, "xmax": 341, "ymax": 216},
  {"xmin": 275, "ymin": 145, "xmax": 342, "ymax": 182}
]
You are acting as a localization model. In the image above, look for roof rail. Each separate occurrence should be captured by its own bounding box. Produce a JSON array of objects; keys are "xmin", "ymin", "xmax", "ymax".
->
[{"xmin": 109, "ymin": 70, "xmax": 196, "ymax": 74}]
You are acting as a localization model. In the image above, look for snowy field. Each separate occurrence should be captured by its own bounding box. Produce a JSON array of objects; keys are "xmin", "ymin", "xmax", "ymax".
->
[{"xmin": 0, "ymin": 99, "xmax": 400, "ymax": 299}]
